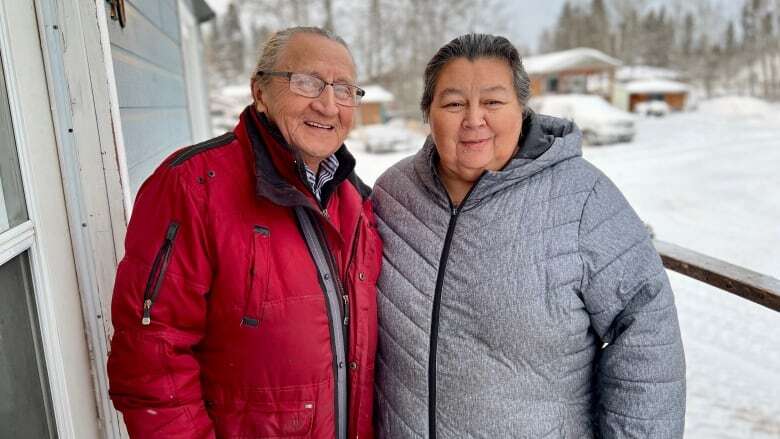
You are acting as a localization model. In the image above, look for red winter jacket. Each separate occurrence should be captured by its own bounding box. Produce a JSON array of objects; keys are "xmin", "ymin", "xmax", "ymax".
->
[{"xmin": 108, "ymin": 107, "xmax": 381, "ymax": 438}]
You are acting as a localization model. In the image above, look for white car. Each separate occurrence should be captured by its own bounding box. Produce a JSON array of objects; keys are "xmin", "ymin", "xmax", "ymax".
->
[
  {"xmin": 529, "ymin": 94, "xmax": 636, "ymax": 145},
  {"xmin": 351, "ymin": 119, "xmax": 425, "ymax": 153},
  {"xmin": 635, "ymin": 100, "xmax": 670, "ymax": 117}
]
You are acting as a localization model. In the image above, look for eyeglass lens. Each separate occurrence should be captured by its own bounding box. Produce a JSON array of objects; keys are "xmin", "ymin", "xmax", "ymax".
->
[{"xmin": 289, "ymin": 73, "xmax": 361, "ymax": 106}]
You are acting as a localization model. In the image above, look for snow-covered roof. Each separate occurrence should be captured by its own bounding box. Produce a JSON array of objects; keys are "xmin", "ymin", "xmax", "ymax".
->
[
  {"xmin": 361, "ymin": 85, "xmax": 394, "ymax": 103},
  {"xmin": 523, "ymin": 48, "xmax": 622, "ymax": 75},
  {"xmin": 624, "ymin": 79, "xmax": 689, "ymax": 93},
  {"xmin": 616, "ymin": 65, "xmax": 681, "ymax": 82}
]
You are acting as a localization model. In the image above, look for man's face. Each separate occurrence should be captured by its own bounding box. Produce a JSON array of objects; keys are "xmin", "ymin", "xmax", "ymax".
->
[{"xmin": 253, "ymin": 33, "xmax": 357, "ymax": 170}]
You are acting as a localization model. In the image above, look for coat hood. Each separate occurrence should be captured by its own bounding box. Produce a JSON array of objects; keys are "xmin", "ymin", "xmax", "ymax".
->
[{"xmin": 413, "ymin": 111, "xmax": 582, "ymax": 211}]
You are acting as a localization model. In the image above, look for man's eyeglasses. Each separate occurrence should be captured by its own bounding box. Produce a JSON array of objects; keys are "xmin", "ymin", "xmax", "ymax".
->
[{"xmin": 257, "ymin": 71, "xmax": 365, "ymax": 107}]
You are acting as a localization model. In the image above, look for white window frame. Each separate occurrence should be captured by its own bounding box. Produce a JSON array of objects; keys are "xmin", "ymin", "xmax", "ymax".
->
[{"xmin": 0, "ymin": 1, "xmax": 77, "ymax": 436}]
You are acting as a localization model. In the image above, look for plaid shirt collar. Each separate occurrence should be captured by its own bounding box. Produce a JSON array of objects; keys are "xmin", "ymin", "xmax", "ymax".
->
[{"xmin": 304, "ymin": 154, "xmax": 340, "ymax": 202}]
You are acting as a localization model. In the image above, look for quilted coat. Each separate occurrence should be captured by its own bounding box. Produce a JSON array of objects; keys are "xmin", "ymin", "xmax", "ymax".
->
[
  {"xmin": 372, "ymin": 112, "xmax": 686, "ymax": 438},
  {"xmin": 108, "ymin": 107, "xmax": 382, "ymax": 439}
]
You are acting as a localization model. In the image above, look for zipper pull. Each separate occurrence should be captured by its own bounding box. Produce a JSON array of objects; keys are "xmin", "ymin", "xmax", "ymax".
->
[
  {"xmin": 342, "ymin": 294, "xmax": 350, "ymax": 326},
  {"xmin": 141, "ymin": 299, "xmax": 152, "ymax": 325},
  {"xmin": 166, "ymin": 222, "xmax": 180, "ymax": 241}
]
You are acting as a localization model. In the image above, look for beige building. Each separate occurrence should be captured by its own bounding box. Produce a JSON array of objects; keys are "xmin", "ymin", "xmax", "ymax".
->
[
  {"xmin": 524, "ymin": 48, "xmax": 622, "ymax": 99},
  {"xmin": 357, "ymin": 85, "xmax": 394, "ymax": 125}
]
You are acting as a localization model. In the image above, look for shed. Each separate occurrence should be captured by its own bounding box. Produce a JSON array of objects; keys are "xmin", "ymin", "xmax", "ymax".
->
[
  {"xmin": 358, "ymin": 85, "xmax": 394, "ymax": 125},
  {"xmin": 613, "ymin": 79, "xmax": 689, "ymax": 112},
  {"xmin": 524, "ymin": 48, "xmax": 622, "ymax": 98}
]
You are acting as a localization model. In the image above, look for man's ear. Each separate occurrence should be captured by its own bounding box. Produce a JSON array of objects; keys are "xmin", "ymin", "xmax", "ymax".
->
[{"xmin": 252, "ymin": 80, "xmax": 268, "ymax": 113}]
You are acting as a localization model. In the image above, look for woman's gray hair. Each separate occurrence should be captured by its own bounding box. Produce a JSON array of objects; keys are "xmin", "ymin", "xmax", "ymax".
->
[
  {"xmin": 421, "ymin": 33, "xmax": 531, "ymax": 122},
  {"xmin": 251, "ymin": 26, "xmax": 353, "ymax": 85}
]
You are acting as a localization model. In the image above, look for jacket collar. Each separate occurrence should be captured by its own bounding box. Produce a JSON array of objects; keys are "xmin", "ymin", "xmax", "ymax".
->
[
  {"xmin": 238, "ymin": 106, "xmax": 365, "ymax": 208},
  {"xmin": 413, "ymin": 110, "xmax": 583, "ymax": 211}
]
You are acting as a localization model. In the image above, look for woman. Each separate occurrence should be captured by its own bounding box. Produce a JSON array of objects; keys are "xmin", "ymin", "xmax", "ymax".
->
[{"xmin": 372, "ymin": 34, "xmax": 685, "ymax": 438}]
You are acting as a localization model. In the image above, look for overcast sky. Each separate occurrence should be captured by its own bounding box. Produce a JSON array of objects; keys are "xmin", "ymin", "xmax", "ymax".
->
[
  {"xmin": 205, "ymin": 0, "xmax": 565, "ymax": 50},
  {"xmin": 204, "ymin": 0, "xmax": 740, "ymax": 52}
]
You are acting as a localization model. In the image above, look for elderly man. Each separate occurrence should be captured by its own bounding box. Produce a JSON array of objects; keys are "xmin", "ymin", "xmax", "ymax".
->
[{"xmin": 108, "ymin": 27, "xmax": 381, "ymax": 439}]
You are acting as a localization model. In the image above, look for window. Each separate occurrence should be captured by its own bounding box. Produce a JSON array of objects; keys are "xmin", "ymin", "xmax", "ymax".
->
[
  {"xmin": 0, "ymin": 49, "xmax": 27, "ymax": 233},
  {"xmin": 0, "ymin": 44, "xmax": 57, "ymax": 439}
]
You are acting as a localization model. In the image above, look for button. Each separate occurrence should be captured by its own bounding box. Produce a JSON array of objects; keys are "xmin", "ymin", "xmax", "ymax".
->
[
  {"xmin": 349, "ymin": 361, "xmax": 358, "ymax": 370},
  {"xmin": 338, "ymin": 361, "xmax": 345, "ymax": 369},
  {"xmin": 324, "ymin": 273, "xmax": 330, "ymax": 280},
  {"xmin": 358, "ymin": 272, "xmax": 366, "ymax": 281}
]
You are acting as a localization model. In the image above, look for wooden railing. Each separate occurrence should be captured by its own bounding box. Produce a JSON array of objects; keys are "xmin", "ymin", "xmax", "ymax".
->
[{"xmin": 654, "ymin": 240, "xmax": 780, "ymax": 312}]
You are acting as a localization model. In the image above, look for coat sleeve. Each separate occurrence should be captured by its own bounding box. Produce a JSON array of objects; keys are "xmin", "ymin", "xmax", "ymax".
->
[
  {"xmin": 107, "ymin": 163, "xmax": 215, "ymax": 438},
  {"xmin": 578, "ymin": 175, "xmax": 686, "ymax": 438}
]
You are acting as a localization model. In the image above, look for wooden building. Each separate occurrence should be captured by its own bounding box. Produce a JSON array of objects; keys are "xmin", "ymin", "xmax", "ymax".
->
[
  {"xmin": 613, "ymin": 78, "xmax": 689, "ymax": 112},
  {"xmin": 612, "ymin": 66, "xmax": 689, "ymax": 112},
  {"xmin": 524, "ymin": 48, "xmax": 622, "ymax": 99},
  {"xmin": 357, "ymin": 85, "xmax": 394, "ymax": 125}
]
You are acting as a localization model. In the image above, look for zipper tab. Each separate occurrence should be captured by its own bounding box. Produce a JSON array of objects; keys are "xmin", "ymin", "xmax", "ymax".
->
[
  {"xmin": 166, "ymin": 222, "xmax": 180, "ymax": 240},
  {"xmin": 342, "ymin": 294, "xmax": 350, "ymax": 326},
  {"xmin": 141, "ymin": 299, "xmax": 152, "ymax": 325},
  {"xmin": 140, "ymin": 221, "xmax": 180, "ymax": 326}
]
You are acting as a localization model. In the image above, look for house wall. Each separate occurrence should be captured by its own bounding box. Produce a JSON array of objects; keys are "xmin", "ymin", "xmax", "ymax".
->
[
  {"xmin": 530, "ymin": 68, "xmax": 615, "ymax": 98},
  {"xmin": 359, "ymin": 103, "xmax": 383, "ymax": 125},
  {"xmin": 106, "ymin": 0, "xmax": 194, "ymax": 195}
]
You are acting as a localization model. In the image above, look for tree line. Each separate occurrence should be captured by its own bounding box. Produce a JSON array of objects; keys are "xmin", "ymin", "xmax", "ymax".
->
[
  {"xmin": 205, "ymin": 0, "xmax": 780, "ymax": 117},
  {"xmin": 539, "ymin": 0, "xmax": 780, "ymax": 100},
  {"xmin": 205, "ymin": 0, "xmax": 508, "ymax": 115}
]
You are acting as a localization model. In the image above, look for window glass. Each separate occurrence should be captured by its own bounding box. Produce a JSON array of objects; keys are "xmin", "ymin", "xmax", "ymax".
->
[
  {"xmin": 0, "ymin": 49, "xmax": 28, "ymax": 233},
  {"xmin": 0, "ymin": 252, "xmax": 58, "ymax": 438}
]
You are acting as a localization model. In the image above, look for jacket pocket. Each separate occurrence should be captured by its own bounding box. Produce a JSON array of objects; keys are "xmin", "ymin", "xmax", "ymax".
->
[
  {"xmin": 242, "ymin": 401, "xmax": 315, "ymax": 438},
  {"xmin": 241, "ymin": 224, "xmax": 271, "ymax": 328},
  {"xmin": 141, "ymin": 221, "xmax": 180, "ymax": 325},
  {"xmin": 210, "ymin": 400, "xmax": 315, "ymax": 438}
]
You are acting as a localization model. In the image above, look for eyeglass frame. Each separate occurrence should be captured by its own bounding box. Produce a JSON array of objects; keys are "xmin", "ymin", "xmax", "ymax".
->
[{"xmin": 256, "ymin": 71, "xmax": 366, "ymax": 107}]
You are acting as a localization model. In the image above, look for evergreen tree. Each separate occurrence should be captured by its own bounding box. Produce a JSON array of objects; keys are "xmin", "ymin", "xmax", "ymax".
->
[
  {"xmin": 588, "ymin": 0, "xmax": 612, "ymax": 53},
  {"xmin": 681, "ymin": 13, "xmax": 694, "ymax": 57}
]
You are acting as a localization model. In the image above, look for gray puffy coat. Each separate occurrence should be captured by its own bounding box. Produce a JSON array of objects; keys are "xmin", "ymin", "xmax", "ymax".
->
[{"xmin": 372, "ymin": 112, "xmax": 685, "ymax": 438}]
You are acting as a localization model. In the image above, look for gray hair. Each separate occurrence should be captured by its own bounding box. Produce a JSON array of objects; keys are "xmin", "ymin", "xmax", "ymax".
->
[
  {"xmin": 251, "ymin": 26, "xmax": 353, "ymax": 85},
  {"xmin": 421, "ymin": 33, "xmax": 531, "ymax": 122}
]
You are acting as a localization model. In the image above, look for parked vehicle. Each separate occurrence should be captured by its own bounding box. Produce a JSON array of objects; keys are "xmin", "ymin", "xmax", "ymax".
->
[
  {"xmin": 635, "ymin": 100, "xmax": 670, "ymax": 117},
  {"xmin": 529, "ymin": 94, "xmax": 636, "ymax": 145},
  {"xmin": 351, "ymin": 119, "xmax": 425, "ymax": 153}
]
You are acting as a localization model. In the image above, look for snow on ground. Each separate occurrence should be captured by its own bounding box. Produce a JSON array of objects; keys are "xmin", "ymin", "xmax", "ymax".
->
[
  {"xmin": 348, "ymin": 103, "xmax": 780, "ymax": 438},
  {"xmin": 697, "ymin": 96, "xmax": 777, "ymax": 120}
]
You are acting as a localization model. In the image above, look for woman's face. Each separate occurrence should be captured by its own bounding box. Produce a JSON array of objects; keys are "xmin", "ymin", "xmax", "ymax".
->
[{"xmin": 428, "ymin": 57, "xmax": 524, "ymax": 183}]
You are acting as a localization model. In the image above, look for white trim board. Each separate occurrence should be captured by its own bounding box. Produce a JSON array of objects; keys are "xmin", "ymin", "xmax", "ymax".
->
[{"xmin": 0, "ymin": 0, "xmax": 80, "ymax": 436}]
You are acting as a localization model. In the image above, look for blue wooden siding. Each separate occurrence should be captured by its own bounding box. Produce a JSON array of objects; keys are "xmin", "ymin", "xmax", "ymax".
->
[{"xmin": 107, "ymin": 0, "xmax": 193, "ymax": 195}]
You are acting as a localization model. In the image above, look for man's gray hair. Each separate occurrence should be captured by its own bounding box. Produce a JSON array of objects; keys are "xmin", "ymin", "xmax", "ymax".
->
[
  {"xmin": 251, "ymin": 26, "xmax": 353, "ymax": 85},
  {"xmin": 421, "ymin": 33, "xmax": 531, "ymax": 122}
]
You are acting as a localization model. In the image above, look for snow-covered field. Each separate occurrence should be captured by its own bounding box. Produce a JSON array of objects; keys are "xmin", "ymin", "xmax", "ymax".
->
[{"xmin": 348, "ymin": 104, "xmax": 780, "ymax": 437}]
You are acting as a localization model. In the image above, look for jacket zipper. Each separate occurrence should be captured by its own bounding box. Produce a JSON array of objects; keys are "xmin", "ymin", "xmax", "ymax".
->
[
  {"xmin": 428, "ymin": 177, "xmax": 483, "ymax": 439},
  {"xmin": 141, "ymin": 221, "xmax": 180, "ymax": 325},
  {"xmin": 303, "ymin": 208, "xmax": 349, "ymax": 439},
  {"xmin": 342, "ymin": 215, "xmax": 364, "ymax": 329}
]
